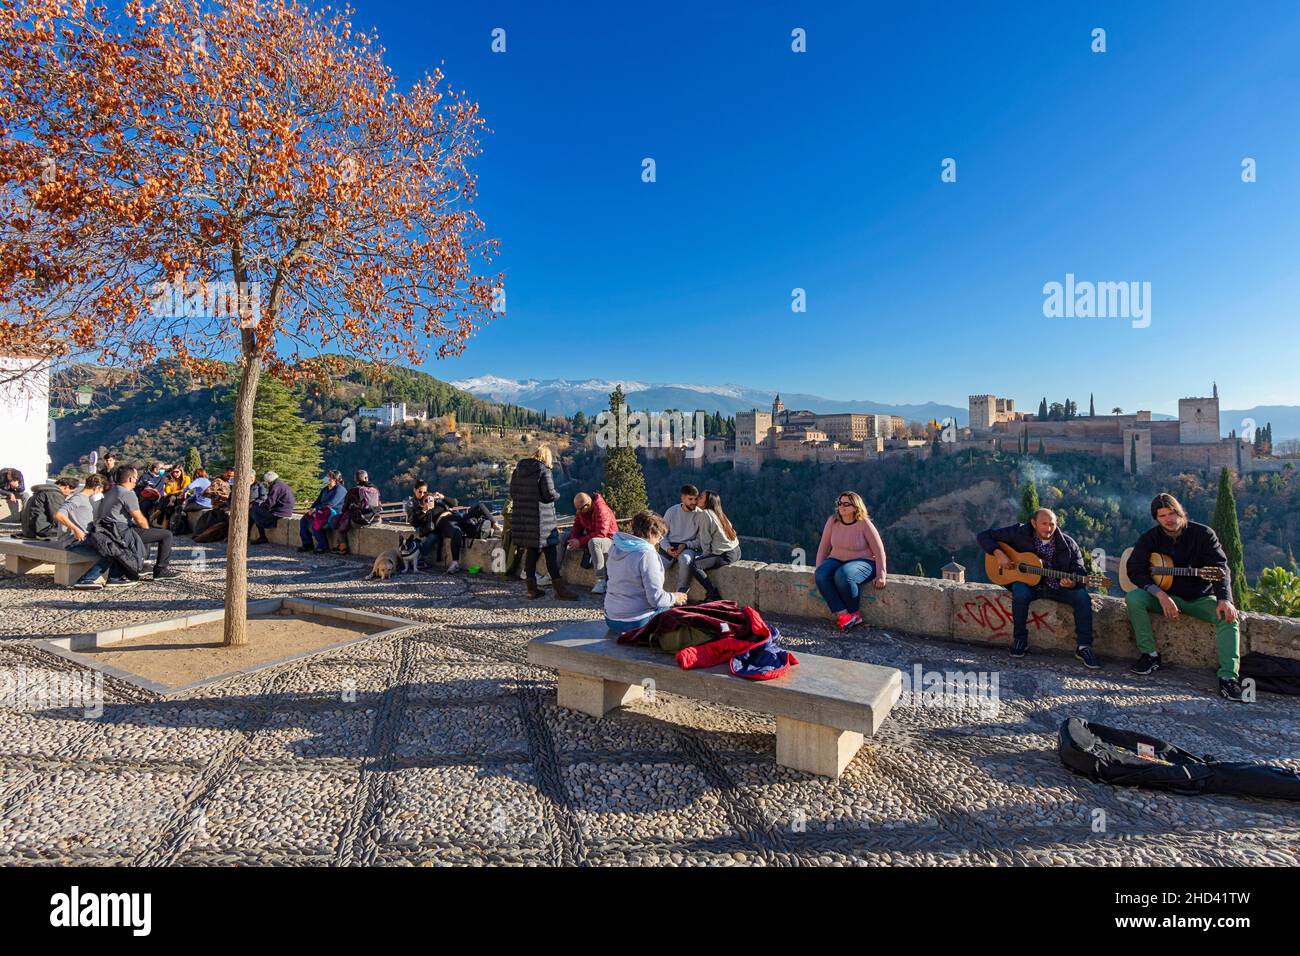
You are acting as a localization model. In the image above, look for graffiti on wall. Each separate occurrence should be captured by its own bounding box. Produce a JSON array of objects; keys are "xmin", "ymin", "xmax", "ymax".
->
[{"xmin": 954, "ymin": 593, "xmax": 1057, "ymax": 637}]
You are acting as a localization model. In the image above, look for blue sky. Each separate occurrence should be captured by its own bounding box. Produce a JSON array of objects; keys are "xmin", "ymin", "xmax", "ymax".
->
[{"xmin": 350, "ymin": 1, "xmax": 1300, "ymax": 414}]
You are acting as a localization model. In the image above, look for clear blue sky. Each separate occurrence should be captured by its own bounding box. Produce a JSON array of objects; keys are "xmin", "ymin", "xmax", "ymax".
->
[{"xmin": 349, "ymin": 0, "xmax": 1300, "ymax": 414}]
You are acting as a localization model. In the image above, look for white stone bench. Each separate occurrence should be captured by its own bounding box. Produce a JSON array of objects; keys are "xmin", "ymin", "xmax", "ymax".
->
[
  {"xmin": 527, "ymin": 619, "xmax": 902, "ymax": 778},
  {"xmin": 0, "ymin": 536, "xmax": 98, "ymax": 586}
]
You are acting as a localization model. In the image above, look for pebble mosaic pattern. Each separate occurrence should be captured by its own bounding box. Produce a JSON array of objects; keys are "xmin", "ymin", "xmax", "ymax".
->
[{"xmin": 1, "ymin": 544, "xmax": 1297, "ymax": 866}]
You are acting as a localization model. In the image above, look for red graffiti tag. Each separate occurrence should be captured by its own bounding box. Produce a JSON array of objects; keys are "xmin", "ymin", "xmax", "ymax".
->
[{"xmin": 955, "ymin": 594, "xmax": 1056, "ymax": 637}]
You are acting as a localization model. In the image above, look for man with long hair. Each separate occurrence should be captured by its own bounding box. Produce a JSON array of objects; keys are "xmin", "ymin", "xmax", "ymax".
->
[{"xmin": 1126, "ymin": 493, "xmax": 1243, "ymax": 702}]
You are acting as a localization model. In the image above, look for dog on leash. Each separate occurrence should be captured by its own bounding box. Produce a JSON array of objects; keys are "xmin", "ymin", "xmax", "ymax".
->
[{"xmin": 398, "ymin": 534, "xmax": 419, "ymax": 574}]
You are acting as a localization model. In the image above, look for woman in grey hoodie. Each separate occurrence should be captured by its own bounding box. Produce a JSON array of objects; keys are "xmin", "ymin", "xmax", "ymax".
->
[{"xmin": 604, "ymin": 510, "xmax": 687, "ymax": 633}]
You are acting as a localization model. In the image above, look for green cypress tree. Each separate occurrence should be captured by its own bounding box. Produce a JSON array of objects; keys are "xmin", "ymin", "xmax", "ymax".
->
[
  {"xmin": 1038, "ymin": 397, "xmax": 1048, "ymax": 420},
  {"xmin": 185, "ymin": 446, "xmax": 203, "ymax": 475},
  {"xmin": 1037, "ymin": 438, "xmax": 1045, "ymax": 455},
  {"xmin": 1018, "ymin": 480, "xmax": 1040, "ymax": 522},
  {"xmin": 1089, "ymin": 393, "xmax": 1095, "ymax": 417},
  {"xmin": 221, "ymin": 376, "xmax": 323, "ymax": 502},
  {"xmin": 1129, "ymin": 434, "xmax": 1138, "ymax": 474},
  {"xmin": 1211, "ymin": 467, "xmax": 1250, "ymax": 608},
  {"xmin": 600, "ymin": 385, "xmax": 647, "ymax": 518}
]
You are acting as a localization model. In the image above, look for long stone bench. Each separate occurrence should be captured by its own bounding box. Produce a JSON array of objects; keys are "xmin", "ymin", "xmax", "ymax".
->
[
  {"xmin": 0, "ymin": 536, "xmax": 98, "ymax": 586},
  {"xmin": 527, "ymin": 619, "xmax": 902, "ymax": 778}
]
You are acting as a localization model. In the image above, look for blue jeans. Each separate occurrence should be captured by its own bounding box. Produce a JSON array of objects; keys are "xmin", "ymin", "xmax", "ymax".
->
[
  {"xmin": 814, "ymin": 558, "xmax": 875, "ymax": 614},
  {"xmin": 299, "ymin": 514, "xmax": 329, "ymax": 551},
  {"xmin": 1009, "ymin": 582, "xmax": 1093, "ymax": 646},
  {"xmin": 604, "ymin": 607, "xmax": 667, "ymax": 634}
]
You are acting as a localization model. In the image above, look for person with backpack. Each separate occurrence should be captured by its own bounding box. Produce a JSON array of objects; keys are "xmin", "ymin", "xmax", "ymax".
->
[
  {"xmin": 19, "ymin": 476, "xmax": 75, "ymax": 539},
  {"xmin": 331, "ymin": 469, "xmax": 382, "ymax": 554},
  {"xmin": 298, "ymin": 471, "xmax": 347, "ymax": 553},
  {"xmin": 250, "ymin": 471, "xmax": 295, "ymax": 545}
]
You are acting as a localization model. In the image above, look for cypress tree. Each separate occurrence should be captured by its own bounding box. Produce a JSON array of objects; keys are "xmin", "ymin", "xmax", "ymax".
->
[
  {"xmin": 1129, "ymin": 433, "xmax": 1138, "ymax": 474},
  {"xmin": 1038, "ymin": 397, "xmax": 1048, "ymax": 420},
  {"xmin": 1018, "ymin": 480, "xmax": 1040, "ymax": 522},
  {"xmin": 600, "ymin": 385, "xmax": 648, "ymax": 518},
  {"xmin": 1037, "ymin": 438, "xmax": 1045, "ymax": 455},
  {"xmin": 1089, "ymin": 393, "xmax": 1095, "ymax": 417},
  {"xmin": 185, "ymin": 446, "xmax": 203, "ymax": 475},
  {"xmin": 1212, "ymin": 467, "xmax": 1249, "ymax": 608},
  {"xmin": 221, "ymin": 375, "xmax": 323, "ymax": 502}
]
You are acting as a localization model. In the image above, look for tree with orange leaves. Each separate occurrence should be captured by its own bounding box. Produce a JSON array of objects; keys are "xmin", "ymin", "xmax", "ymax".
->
[{"xmin": 0, "ymin": 0, "xmax": 500, "ymax": 645}]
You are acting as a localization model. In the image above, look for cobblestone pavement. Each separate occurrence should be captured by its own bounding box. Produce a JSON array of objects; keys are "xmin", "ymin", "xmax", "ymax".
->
[{"xmin": 2, "ymin": 544, "xmax": 1297, "ymax": 866}]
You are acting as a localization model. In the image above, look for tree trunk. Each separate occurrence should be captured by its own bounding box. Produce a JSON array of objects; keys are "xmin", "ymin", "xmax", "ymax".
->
[{"xmin": 223, "ymin": 338, "xmax": 261, "ymax": 647}]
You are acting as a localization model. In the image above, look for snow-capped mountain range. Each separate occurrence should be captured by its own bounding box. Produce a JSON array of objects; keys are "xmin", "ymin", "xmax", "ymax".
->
[{"xmin": 450, "ymin": 376, "xmax": 970, "ymax": 424}]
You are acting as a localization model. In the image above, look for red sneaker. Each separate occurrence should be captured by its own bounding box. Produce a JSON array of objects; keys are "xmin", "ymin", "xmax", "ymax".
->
[
  {"xmin": 835, "ymin": 611, "xmax": 854, "ymax": 630},
  {"xmin": 843, "ymin": 612, "xmax": 864, "ymax": 630}
]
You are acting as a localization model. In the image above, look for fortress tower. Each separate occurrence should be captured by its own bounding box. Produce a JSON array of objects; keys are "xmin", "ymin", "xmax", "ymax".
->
[{"xmin": 1178, "ymin": 385, "xmax": 1220, "ymax": 444}]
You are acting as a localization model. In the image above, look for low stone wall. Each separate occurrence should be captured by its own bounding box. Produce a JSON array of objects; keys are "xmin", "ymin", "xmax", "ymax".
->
[{"xmin": 269, "ymin": 515, "xmax": 1300, "ymax": 669}]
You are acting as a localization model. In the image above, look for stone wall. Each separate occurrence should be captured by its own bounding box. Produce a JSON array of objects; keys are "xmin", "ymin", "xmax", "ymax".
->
[{"xmin": 269, "ymin": 515, "xmax": 1300, "ymax": 668}]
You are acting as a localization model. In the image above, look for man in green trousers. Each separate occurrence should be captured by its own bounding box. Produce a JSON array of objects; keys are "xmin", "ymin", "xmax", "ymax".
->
[{"xmin": 1125, "ymin": 493, "xmax": 1245, "ymax": 702}]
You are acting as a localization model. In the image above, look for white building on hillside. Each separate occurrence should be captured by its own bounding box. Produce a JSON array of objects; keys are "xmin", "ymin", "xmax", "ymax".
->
[{"xmin": 357, "ymin": 401, "xmax": 427, "ymax": 430}]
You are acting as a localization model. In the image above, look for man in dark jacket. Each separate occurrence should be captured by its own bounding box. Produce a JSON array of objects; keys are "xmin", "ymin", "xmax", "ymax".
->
[
  {"xmin": 977, "ymin": 508, "xmax": 1099, "ymax": 668},
  {"xmin": 508, "ymin": 447, "xmax": 577, "ymax": 600},
  {"xmin": 74, "ymin": 465, "xmax": 177, "ymax": 588},
  {"xmin": 250, "ymin": 471, "xmax": 296, "ymax": 544},
  {"xmin": 1126, "ymin": 492, "xmax": 1243, "ymax": 701},
  {"xmin": 19, "ymin": 477, "xmax": 74, "ymax": 539}
]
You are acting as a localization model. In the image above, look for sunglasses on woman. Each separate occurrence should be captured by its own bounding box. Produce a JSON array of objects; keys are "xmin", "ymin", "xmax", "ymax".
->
[{"xmin": 837, "ymin": 500, "xmax": 854, "ymax": 507}]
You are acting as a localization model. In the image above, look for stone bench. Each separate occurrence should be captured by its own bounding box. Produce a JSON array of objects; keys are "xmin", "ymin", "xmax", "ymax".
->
[
  {"xmin": 527, "ymin": 619, "xmax": 902, "ymax": 778},
  {"xmin": 0, "ymin": 536, "xmax": 98, "ymax": 586}
]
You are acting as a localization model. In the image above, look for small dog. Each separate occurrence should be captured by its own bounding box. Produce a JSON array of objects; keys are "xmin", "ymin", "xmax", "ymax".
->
[
  {"xmin": 398, "ymin": 535, "xmax": 419, "ymax": 574},
  {"xmin": 367, "ymin": 549, "xmax": 400, "ymax": 580}
]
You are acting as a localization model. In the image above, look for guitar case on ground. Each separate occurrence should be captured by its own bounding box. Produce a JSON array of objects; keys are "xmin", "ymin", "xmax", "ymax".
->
[
  {"xmin": 1057, "ymin": 717, "xmax": 1300, "ymax": 801},
  {"xmin": 1239, "ymin": 652, "xmax": 1300, "ymax": 696}
]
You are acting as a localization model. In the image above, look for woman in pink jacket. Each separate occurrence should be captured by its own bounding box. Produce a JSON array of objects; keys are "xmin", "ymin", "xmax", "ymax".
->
[{"xmin": 814, "ymin": 491, "xmax": 888, "ymax": 631}]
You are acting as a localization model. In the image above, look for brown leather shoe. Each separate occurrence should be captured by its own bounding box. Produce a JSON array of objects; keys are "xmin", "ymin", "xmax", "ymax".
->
[
  {"xmin": 526, "ymin": 577, "xmax": 543, "ymax": 600},
  {"xmin": 552, "ymin": 579, "xmax": 580, "ymax": 601}
]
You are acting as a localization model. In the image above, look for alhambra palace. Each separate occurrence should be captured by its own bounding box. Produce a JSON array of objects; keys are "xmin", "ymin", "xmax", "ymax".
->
[{"xmin": 661, "ymin": 386, "xmax": 1269, "ymax": 475}]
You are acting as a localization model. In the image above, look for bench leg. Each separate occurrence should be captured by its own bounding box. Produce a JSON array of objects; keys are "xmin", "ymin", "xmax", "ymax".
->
[
  {"xmin": 56, "ymin": 560, "xmax": 96, "ymax": 586},
  {"xmin": 556, "ymin": 670, "xmax": 643, "ymax": 718},
  {"xmin": 775, "ymin": 716, "xmax": 863, "ymax": 778},
  {"xmin": 4, "ymin": 554, "xmax": 44, "ymax": 576}
]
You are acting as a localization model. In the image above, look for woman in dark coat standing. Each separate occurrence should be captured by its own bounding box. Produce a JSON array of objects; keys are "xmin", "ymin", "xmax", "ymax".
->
[{"xmin": 509, "ymin": 444, "xmax": 578, "ymax": 601}]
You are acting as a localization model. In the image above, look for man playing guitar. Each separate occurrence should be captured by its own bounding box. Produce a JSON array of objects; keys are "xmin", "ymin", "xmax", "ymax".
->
[
  {"xmin": 1126, "ymin": 493, "xmax": 1245, "ymax": 702},
  {"xmin": 977, "ymin": 508, "xmax": 1100, "ymax": 669}
]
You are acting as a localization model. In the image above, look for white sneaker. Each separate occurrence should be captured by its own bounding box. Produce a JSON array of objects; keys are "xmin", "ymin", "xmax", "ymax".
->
[
  {"xmin": 536, "ymin": 574, "xmax": 551, "ymax": 587},
  {"xmin": 446, "ymin": 561, "xmax": 461, "ymax": 573},
  {"xmin": 591, "ymin": 579, "xmax": 607, "ymax": 594}
]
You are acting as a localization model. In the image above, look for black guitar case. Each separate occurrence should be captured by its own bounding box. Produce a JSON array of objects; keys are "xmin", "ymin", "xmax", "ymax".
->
[{"xmin": 1057, "ymin": 717, "xmax": 1300, "ymax": 801}]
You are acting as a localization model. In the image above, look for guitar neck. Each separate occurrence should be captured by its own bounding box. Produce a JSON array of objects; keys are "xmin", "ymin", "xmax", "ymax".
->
[
  {"xmin": 1013, "ymin": 562, "xmax": 1088, "ymax": 584},
  {"xmin": 1163, "ymin": 567, "xmax": 1214, "ymax": 578}
]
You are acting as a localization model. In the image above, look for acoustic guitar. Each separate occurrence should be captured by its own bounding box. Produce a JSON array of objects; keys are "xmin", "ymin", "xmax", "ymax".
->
[
  {"xmin": 984, "ymin": 543, "xmax": 1110, "ymax": 590},
  {"xmin": 1117, "ymin": 548, "xmax": 1228, "ymax": 593}
]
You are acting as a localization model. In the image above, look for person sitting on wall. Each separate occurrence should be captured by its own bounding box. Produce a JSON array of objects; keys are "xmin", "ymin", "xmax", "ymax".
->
[
  {"xmin": 1125, "ymin": 492, "xmax": 1243, "ymax": 702},
  {"xmin": 404, "ymin": 479, "xmax": 430, "ymax": 525},
  {"xmin": 331, "ymin": 469, "xmax": 382, "ymax": 554},
  {"xmin": 659, "ymin": 484, "xmax": 705, "ymax": 593},
  {"xmin": 74, "ymin": 465, "xmax": 179, "ymax": 589},
  {"xmin": 815, "ymin": 491, "xmax": 889, "ymax": 633},
  {"xmin": 604, "ymin": 509, "xmax": 687, "ymax": 633},
  {"xmin": 137, "ymin": 462, "xmax": 168, "ymax": 517},
  {"xmin": 298, "ymin": 470, "xmax": 347, "ymax": 554},
  {"xmin": 250, "ymin": 471, "xmax": 295, "ymax": 545},
  {"xmin": 154, "ymin": 464, "xmax": 190, "ymax": 528},
  {"xmin": 977, "ymin": 507, "xmax": 1099, "ymax": 669},
  {"xmin": 192, "ymin": 476, "xmax": 232, "ymax": 543},
  {"xmin": 565, "ymin": 491, "xmax": 617, "ymax": 595},
  {"xmin": 0, "ymin": 467, "xmax": 27, "ymax": 523},
  {"xmin": 690, "ymin": 490, "xmax": 741, "ymax": 603},
  {"xmin": 413, "ymin": 493, "xmax": 465, "ymax": 572},
  {"xmin": 175, "ymin": 468, "xmax": 213, "ymax": 534}
]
